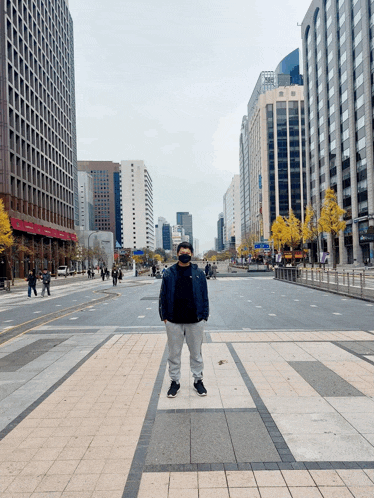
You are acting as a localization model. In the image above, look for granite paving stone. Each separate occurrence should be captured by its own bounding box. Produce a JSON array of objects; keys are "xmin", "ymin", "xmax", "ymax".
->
[
  {"xmin": 289, "ymin": 361, "xmax": 364, "ymax": 397},
  {"xmin": 225, "ymin": 411, "xmax": 281, "ymax": 462}
]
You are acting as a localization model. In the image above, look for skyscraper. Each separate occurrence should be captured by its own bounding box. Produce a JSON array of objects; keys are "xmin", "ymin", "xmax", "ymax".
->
[
  {"xmin": 302, "ymin": 0, "xmax": 374, "ymax": 264},
  {"xmin": 176, "ymin": 211, "xmax": 193, "ymax": 245},
  {"xmin": 0, "ymin": 0, "xmax": 78, "ymax": 278},
  {"xmin": 217, "ymin": 213, "xmax": 225, "ymax": 251},
  {"xmin": 77, "ymin": 161, "xmax": 122, "ymax": 246},
  {"xmin": 121, "ymin": 160, "xmax": 154, "ymax": 250},
  {"xmin": 240, "ymin": 49, "xmax": 305, "ymax": 241},
  {"xmin": 224, "ymin": 175, "xmax": 241, "ymax": 248}
]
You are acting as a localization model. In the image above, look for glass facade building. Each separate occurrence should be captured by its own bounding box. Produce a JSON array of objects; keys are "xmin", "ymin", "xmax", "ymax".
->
[
  {"xmin": 77, "ymin": 161, "xmax": 121, "ymax": 244},
  {"xmin": 162, "ymin": 223, "xmax": 172, "ymax": 251},
  {"xmin": 302, "ymin": 0, "xmax": 374, "ymax": 264},
  {"xmin": 240, "ymin": 50, "xmax": 305, "ymax": 241}
]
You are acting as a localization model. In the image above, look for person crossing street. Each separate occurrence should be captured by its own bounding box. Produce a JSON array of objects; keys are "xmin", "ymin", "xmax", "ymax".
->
[{"xmin": 41, "ymin": 268, "xmax": 51, "ymax": 297}]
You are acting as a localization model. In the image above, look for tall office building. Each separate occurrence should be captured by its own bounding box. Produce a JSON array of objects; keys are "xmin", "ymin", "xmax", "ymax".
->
[
  {"xmin": 240, "ymin": 50, "xmax": 305, "ymax": 241},
  {"xmin": 162, "ymin": 223, "xmax": 172, "ymax": 251},
  {"xmin": 240, "ymin": 116, "xmax": 250, "ymax": 238},
  {"xmin": 176, "ymin": 212, "xmax": 193, "ymax": 245},
  {"xmin": 0, "ymin": 0, "xmax": 77, "ymax": 278},
  {"xmin": 77, "ymin": 161, "xmax": 122, "ymax": 246},
  {"xmin": 121, "ymin": 160, "xmax": 154, "ymax": 250},
  {"xmin": 155, "ymin": 216, "xmax": 167, "ymax": 249},
  {"xmin": 302, "ymin": 0, "xmax": 374, "ymax": 264},
  {"xmin": 216, "ymin": 212, "xmax": 225, "ymax": 251},
  {"xmin": 223, "ymin": 175, "xmax": 241, "ymax": 248},
  {"xmin": 77, "ymin": 171, "xmax": 94, "ymax": 231}
]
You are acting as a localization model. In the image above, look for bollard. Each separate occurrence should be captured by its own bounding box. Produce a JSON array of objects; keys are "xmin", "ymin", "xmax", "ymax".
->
[
  {"xmin": 352, "ymin": 270, "xmax": 355, "ymax": 287},
  {"xmin": 327, "ymin": 270, "xmax": 330, "ymax": 291},
  {"xmin": 312, "ymin": 269, "xmax": 314, "ymax": 284},
  {"xmin": 336, "ymin": 270, "xmax": 339, "ymax": 293},
  {"xmin": 347, "ymin": 272, "xmax": 350, "ymax": 295},
  {"xmin": 343, "ymin": 270, "xmax": 345, "ymax": 286},
  {"xmin": 360, "ymin": 273, "xmax": 363, "ymax": 298}
]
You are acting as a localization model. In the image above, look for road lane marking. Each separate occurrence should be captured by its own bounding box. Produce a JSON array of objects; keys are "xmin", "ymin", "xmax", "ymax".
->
[
  {"xmin": 333, "ymin": 313, "xmax": 342, "ymax": 315},
  {"xmin": 33, "ymin": 311, "xmax": 42, "ymax": 314},
  {"xmin": 247, "ymin": 300, "xmax": 252, "ymax": 302},
  {"xmin": 3, "ymin": 320, "xmax": 13, "ymax": 322},
  {"xmin": 70, "ymin": 317, "xmax": 79, "ymax": 320},
  {"xmin": 269, "ymin": 314, "xmax": 276, "ymax": 316},
  {"xmin": 310, "ymin": 305, "xmax": 318, "ymax": 307},
  {"xmin": 138, "ymin": 316, "xmax": 145, "ymax": 318},
  {"xmin": 256, "ymin": 306, "xmax": 262, "ymax": 308},
  {"xmin": 146, "ymin": 308, "xmax": 152, "ymax": 310},
  {"xmin": 294, "ymin": 299, "xmax": 299, "ymax": 301}
]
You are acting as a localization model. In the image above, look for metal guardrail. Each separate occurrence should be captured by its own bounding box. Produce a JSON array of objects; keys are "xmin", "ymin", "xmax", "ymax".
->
[{"xmin": 274, "ymin": 267, "xmax": 374, "ymax": 301}]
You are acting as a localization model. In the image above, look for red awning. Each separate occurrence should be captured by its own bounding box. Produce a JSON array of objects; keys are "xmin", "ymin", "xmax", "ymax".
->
[
  {"xmin": 40, "ymin": 226, "xmax": 55, "ymax": 237},
  {"xmin": 69, "ymin": 233, "xmax": 77, "ymax": 241},
  {"xmin": 10, "ymin": 218, "xmax": 24, "ymax": 231},
  {"xmin": 23, "ymin": 221, "xmax": 36, "ymax": 234}
]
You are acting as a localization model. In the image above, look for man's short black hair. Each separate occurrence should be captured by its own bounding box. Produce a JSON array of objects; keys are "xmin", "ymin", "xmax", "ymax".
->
[{"xmin": 177, "ymin": 241, "xmax": 194, "ymax": 254}]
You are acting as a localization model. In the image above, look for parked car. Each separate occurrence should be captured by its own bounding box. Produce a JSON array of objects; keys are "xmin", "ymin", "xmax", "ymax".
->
[{"xmin": 57, "ymin": 265, "xmax": 69, "ymax": 276}]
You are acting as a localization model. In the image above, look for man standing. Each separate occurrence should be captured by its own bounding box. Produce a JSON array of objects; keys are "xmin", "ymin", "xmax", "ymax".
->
[
  {"xmin": 41, "ymin": 268, "xmax": 51, "ymax": 297},
  {"xmin": 159, "ymin": 242, "xmax": 209, "ymax": 398},
  {"xmin": 111, "ymin": 267, "xmax": 118, "ymax": 286}
]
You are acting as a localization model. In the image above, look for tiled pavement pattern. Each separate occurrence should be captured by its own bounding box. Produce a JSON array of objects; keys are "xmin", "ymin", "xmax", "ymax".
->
[{"xmin": 1, "ymin": 330, "xmax": 374, "ymax": 496}]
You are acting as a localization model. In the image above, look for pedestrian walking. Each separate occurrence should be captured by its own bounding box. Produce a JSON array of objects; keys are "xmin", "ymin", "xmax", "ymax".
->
[
  {"xmin": 118, "ymin": 268, "xmax": 123, "ymax": 283},
  {"xmin": 26, "ymin": 270, "xmax": 37, "ymax": 297},
  {"xmin": 204, "ymin": 263, "xmax": 210, "ymax": 277},
  {"xmin": 112, "ymin": 267, "xmax": 118, "ymax": 286},
  {"xmin": 41, "ymin": 268, "xmax": 51, "ymax": 297},
  {"xmin": 159, "ymin": 242, "xmax": 209, "ymax": 398},
  {"xmin": 87, "ymin": 268, "xmax": 91, "ymax": 279},
  {"xmin": 152, "ymin": 264, "xmax": 156, "ymax": 277},
  {"xmin": 101, "ymin": 268, "xmax": 105, "ymax": 281},
  {"xmin": 212, "ymin": 263, "xmax": 217, "ymax": 279},
  {"xmin": 106, "ymin": 268, "xmax": 110, "ymax": 280}
]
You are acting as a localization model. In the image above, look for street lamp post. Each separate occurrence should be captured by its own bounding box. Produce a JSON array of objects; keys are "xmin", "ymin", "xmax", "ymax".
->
[{"xmin": 87, "ymin": 231, "xmax": 99, "ymax": 272}]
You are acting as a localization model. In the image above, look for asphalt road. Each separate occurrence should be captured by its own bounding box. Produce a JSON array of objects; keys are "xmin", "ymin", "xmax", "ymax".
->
[{"xmin": 1, "ymin": 272, "xmax": 373, "ymax": 340}]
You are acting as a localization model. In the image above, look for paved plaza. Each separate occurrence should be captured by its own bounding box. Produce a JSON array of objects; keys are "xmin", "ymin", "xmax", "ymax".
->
[{"xmin": 0, "ymin": 274, "xmax": 374, "ymax": 497}]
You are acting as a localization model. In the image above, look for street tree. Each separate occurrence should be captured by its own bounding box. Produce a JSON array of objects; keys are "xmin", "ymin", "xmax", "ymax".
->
[
  {"xmin": 284, "ymin": 209, "xmax": 302, "ymax": 265},
  {"xmin": 5, "ymin": 235, "xmax": 29, "ymax": 284},
  {"xmin": 302, "ymin": 205, "xmax": 319, "ymax": 266},
  {"xmin": 318, "ymin": 188, "xmax": 346, "ymax": 269},
  {"xmin": 0, "ymin": 199, "xmax": 13, "ymax": 256},
  {"xmin": 270, "ymin": 216, "xmax": 288, "ymax": 258}
]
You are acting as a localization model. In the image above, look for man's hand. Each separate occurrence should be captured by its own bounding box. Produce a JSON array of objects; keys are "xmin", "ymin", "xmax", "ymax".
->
[{"xmin": 164, "ymin": 320, "xmax": 167, "ymax": 324}]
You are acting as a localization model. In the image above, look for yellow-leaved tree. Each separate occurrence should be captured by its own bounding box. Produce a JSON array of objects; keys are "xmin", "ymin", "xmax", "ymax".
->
[
  {"xmin": 318, "ymin": 188, "xmax": 346, "ymax": 269},
  {"xmin": 270, "ymin": 215, "xmax": 287, "ymax": 261},
  {"xmin": 284, "ymin": 209, "xmax": 302, "ymax": 265},
  {"xmin": 0, "ymin": 199, "xmax": 13, "ymax": 256}
]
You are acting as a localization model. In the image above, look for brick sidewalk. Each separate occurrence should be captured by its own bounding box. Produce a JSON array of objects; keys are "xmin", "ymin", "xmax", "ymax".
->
[{"xmin": 1, "ymin": 329, "xmax": 374, "ymax": 497}]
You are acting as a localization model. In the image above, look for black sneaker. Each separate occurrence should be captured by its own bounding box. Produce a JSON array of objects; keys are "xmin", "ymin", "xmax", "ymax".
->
[
  {"xmin": 194, "ymin": 379, "xmax": 207, "ymax": 396},
  {"xmin": 167, "ymin": 381, "xmax": 180, "ymax": 398}
]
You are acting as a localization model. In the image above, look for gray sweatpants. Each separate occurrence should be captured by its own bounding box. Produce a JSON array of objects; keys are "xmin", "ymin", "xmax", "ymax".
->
[{"xmin": 165, "ymin": 321, "xmax": 204, "ymax": 383}]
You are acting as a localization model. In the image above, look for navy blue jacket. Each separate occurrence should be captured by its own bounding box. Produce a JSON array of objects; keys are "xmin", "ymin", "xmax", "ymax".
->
[{"xmin": 159, "ymin": 263, "xmax": 209, "ymax": 322}]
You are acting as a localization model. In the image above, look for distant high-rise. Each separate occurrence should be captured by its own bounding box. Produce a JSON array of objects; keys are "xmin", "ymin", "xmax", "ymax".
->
[
  {"xmin": 0, "ymin": 0, "xmax": 78, "ymax": 278},
  {"xmin": 77, "ymin": 161, "xmax": 122, "ymax": 246},
  {"xmin": 162, "ymin": 224, "xmax": 172, "ymax": 251},
  {"xmin": 176, "ymin": 212, "xmax": 193, "ymax": 245},
  {"xmin": 217, "ymin": 213, "xmax": 225, "ymax": 252},
  {"xmin": 155, "ymin": 217, "xmax": 167, "ymax": 249},
  {"xmin": 77, "ymin": 172, "xmax": 94, "ymax": 231},
  {"xmin": 224, "ymin": 175, "xmax": 241, "ymax": 248},
  {"xmin": 121, "ymin": 160, "xmax": 154, "ymax": 250}
]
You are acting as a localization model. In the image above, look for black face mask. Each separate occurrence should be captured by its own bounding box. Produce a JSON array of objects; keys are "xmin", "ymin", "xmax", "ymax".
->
[{"xmin": 178, "ymin": 254, "xmax": 191, "ymax": 264}]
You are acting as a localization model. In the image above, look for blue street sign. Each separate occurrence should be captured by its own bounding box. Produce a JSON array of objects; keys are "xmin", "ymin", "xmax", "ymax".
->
[{"xmin": 133, "ymin": 250, "xmax": 144, "ymax": 255}]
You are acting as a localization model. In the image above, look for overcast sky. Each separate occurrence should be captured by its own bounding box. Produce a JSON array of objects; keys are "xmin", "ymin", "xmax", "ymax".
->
[{"xmin": 69, "ymin": 0, "xmax": 312, "ymax": 253}]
